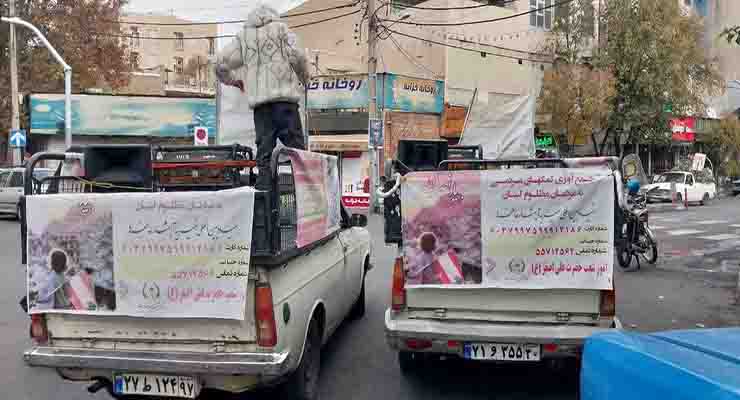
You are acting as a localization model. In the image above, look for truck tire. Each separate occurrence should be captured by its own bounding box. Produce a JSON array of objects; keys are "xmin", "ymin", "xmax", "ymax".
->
[
  {"xmin": 701, "ymin": 193, "xmax": 709, "ymax": 205},
  {"xmin": 349, "ymin": 277, "xmax": 365, "ymax": 320},
  {"xmin": 282, "ymin": 317, "xmax": 321, "ymax": 400}
]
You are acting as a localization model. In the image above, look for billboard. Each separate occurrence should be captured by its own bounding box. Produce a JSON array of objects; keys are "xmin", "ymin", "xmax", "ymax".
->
[
  {"xmin": 670, "ymin": 117, "xmax": 695, "ymax": 142},
  {"xmin": 30, "ymin": 94, "xmax": 217, "ymax": 137},
  {"xmin": 306, "ymin": 74, "xmax": 369, "ymax": 110},
  {"xmin": 383, "ymin": 74, "xmax": 445, "ymax": 114}
]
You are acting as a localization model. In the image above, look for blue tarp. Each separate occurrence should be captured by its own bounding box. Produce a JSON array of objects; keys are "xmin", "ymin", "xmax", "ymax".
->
[{"xmin": 581, "ymin": 329, "xmax": 740, "ymax": 400}]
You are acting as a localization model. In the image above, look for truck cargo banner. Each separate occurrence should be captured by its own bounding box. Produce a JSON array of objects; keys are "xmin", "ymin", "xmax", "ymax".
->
[
  {"xmin": 285, "ymin": 149, "xmax": 341, "ymax": 247},
  {"xmin": 26, "ymin": 187, "xmax": 255, "ymax": 320},
  {"xmin": 401, "ymin": 169, "xmax": 614, "ymax": 289},
  {"xmin": 481, "ymin": 169, "xmax": 614, "ymax": 290},
  {"xmin": 401, "ymin": 171, "xmax": 483, "ymax": 285}
]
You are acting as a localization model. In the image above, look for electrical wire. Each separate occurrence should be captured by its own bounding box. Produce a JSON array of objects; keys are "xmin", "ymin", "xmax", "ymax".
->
[
  {"xmin": 387, "ymin": 34, "xmax": 438, "ymax": 79},
  {"xmin": 380, "ymin": 0, "xmax": 576, "ymax": 26},
  {"xmin": 386, "ymin": 0, "xmax": 517, "ymax": 11},
  {"xmin": 92, "ymin": 32, "xmax": 236, "ymax": 40},
  {"xmin": 449, "ymin": 37, "xmax": 550, "ymax": 57},
  {"xmin": 111, "ymin": 1, "xmax": 360, "ymax": 26},
  {"xmin": 291, "ymin": 9, "xmax": 363, "ymax": 29},
  {"xmin": 91, "ymin": 8, "xmax": 362, "ymax": 39},
  {"xmin": 384, "ymin": 27, "xmax": 552, "ymax": 64}
]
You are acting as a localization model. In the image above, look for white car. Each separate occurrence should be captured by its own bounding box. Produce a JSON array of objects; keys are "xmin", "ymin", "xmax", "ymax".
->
[
  {"xmin": 0, "ymin": 167, "xmax": 54, "ymax": 218},
  {"xmin": 22, "ymin": 152, "xmax": 372, "ymax": 400},
  {"xmin": 644, "ymin": 171, "xmax": 717, "ymax": 205}
]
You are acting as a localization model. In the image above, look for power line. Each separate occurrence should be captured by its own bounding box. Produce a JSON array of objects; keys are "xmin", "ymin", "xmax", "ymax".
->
[
  {"xmin": 384, "ymin": 27, "xmax": 552, "ymax": 64},
  {"xmin": 291, "ymin": 9, "xmax": 362, "ymax": 29},
  {"xmin": 449, "ymin": 36, "xmax": 550, "ymax": 57},
  {"xmin": 386, "ymin": 0, "xmax": 517, "ymax": 11},
  {"xmin": 380, "ymin": 0, "xmax": 575, "ymax": 26},
  {"xmin": 113, "ymin": 2, "xmax": 359, "ymax": 26},
  {"xmin": 92, "ymin": 32, "xmax": 236, "ymax": 40},
  {"xmin": 387, "ymin": 34, "xmax": 438, "ymax": 78}
]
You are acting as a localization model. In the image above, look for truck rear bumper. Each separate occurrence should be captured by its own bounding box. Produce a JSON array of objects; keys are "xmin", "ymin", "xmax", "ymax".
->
[
  {"xmin": 24, "ymin": 346, "xmax": 291, "ymax": 376},
  {"xmin": 385, "ymin": 309, "xmax": 620, "ymax": 354}
]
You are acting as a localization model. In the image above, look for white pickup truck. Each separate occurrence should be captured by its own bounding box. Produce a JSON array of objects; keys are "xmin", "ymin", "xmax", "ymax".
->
[
  {"xmin": 21, "ymin": 145, "xmax": 371, "ymax": 400},
  {"xmin": 379, "ymin": 155, "xmax": 622, "ymax": 373},
  {"xmin": 644, "ymin": 171, "xmax": 717, "ymax": 205}
]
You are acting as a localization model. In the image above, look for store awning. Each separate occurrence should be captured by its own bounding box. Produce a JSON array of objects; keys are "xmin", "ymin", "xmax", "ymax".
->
[{"xmin": 309, "ymin": 134, "xmax": 369, "ymax": 152}]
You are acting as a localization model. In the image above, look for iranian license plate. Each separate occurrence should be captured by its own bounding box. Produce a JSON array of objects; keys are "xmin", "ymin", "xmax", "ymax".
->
[
  {"xmin": 464, "ymin": 343, "xmax": 541, "ymax": 361},
  {"xmin": 114, "ymin": 374, "xmax": 200, "ymax": 398}
]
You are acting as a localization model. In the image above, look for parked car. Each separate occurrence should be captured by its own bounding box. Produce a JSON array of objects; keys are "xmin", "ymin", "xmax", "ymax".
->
[
  {"xmin": 732, "ymin": 177, "xmax": 740, "ymax": 196},
  {"xmin": 0, "ymin": 167, "xmax": 54, "ymax": 219},
  {"xmin": 643, "ymin": 171, "xmax": 716, "ymax": 205}
]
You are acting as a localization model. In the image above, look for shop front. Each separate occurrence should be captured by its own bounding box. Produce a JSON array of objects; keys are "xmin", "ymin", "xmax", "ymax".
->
[{"xmin": 309, "ymin": 134, "xmax": 371, "ymax": 214}]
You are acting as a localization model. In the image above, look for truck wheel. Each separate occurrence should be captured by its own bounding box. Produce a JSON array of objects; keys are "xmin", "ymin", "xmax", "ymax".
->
[
  {"xmin": 349, "ymin": 277, "xmax": 365, "ymax": 320},
  {"xmin": 282, "ymin": 318, "xmax": 321, "ymax": 400},
  {"xmin": 701, "ymin": 193, "xmax": 709, "ymax": 205},
  {"xmin": 398, "ymin": 351, "xmax": 423, "ymax": 374}
]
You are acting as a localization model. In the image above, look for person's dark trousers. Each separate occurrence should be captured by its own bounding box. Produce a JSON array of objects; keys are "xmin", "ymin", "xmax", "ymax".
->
[{"xmin": 253, "ymin": 101, "xmax": 306, "ymax": 190}]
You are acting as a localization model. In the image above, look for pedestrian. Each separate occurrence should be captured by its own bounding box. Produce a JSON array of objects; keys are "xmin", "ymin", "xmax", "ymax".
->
[{"xmin": 215, "ymin": 4, "xmax": 310, "ymax": 190}]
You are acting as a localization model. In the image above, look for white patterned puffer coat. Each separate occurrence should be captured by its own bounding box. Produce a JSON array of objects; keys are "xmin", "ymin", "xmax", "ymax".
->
[{"xmin": 215, "ymin": 5, "xmax": 310, "ymax": 109}]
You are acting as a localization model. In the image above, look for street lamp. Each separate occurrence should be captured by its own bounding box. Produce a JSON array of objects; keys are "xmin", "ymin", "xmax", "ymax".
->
[{"xmin": 1, "ymin": 17, "xmax": 73, "ymax": 149}]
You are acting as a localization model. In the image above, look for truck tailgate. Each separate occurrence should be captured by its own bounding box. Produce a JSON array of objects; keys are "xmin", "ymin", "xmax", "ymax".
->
[
  {"xmin": 45, "ymin": 281, "xmax": 256, "ymax": 350},
  {"xmin": 406, "ymin": 287, "xmax": 601, "ymax": 324}
]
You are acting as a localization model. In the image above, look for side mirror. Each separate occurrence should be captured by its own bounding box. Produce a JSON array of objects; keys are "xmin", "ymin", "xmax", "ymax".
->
[{"xmin": 350, "ymin": 214, "xmax": 368, "ymax": 228}]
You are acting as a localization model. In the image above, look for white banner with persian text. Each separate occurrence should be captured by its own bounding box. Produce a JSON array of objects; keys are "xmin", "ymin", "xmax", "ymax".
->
[
  {"xmin": 26, "ymin": 187, "xmax": 255, "ymax": 320},
  {"xmin": 481, "ymin": 169, "xmax": 614, "ymax": 290}
]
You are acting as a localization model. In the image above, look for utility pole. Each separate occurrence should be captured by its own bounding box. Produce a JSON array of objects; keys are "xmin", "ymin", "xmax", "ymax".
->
[
  {"xmin": 9, "ymin": 0, "xmax": 21, "ymax": 165},
  {"xmin": 367, "ymin": 0, "xmax": 380, "ymax": 213}
]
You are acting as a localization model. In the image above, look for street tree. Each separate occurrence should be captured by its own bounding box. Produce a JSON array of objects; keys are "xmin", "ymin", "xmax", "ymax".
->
[
  {"xmin": 598, "ymin": 0, "xmax": 722, "ymax": 153},
  {"xmin": 0, "ymin": 0, "xmax": 131, "ymax": 140},
  {"xmin": 539, "ymin": 0, "xmax": 616, "ymax": 155},
  {"xmin": 706, "ymin": 116, "xmax": 740, "ymax": 178}
]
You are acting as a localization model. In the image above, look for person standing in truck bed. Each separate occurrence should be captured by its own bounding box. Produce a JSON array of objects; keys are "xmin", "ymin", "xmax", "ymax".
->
[{"xmin": 215, "ymin": 4, "xmax": 310, "ymax": 190}]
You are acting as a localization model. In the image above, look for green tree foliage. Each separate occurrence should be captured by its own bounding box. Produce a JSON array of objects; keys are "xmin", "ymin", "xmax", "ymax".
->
[
  {"xmin": 0, "ymin": 0, "xmax": 131, "ymax": 139},
  {"xmin": 598, "ymin": 0, "xmax": 722, "ymax": 150}
]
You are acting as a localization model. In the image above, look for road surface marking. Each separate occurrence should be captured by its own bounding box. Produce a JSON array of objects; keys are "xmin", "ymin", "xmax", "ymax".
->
[
  {"xmin": 698, "ymin": 234, "xmax": 740, "ymax": 241},
  {"xmin": 695, "ymin": 220, "xmax": 725, "ymax": 225},
  {"xmin": 730, "ymin": 224, "xmax": 740, "ymax": 228},
  {"xmin": 650, "ymin": 225, "xmax": 667, "ymax": 230},
  {"xmin": 665, "ymin": 229, "xmax": 705, "ymax": 236}
]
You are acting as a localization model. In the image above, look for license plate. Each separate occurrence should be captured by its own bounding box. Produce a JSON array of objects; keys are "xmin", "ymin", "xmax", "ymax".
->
[
  {"xmin": 464, "ymin": 343, "xmax": 541, "ymax": 361},
  {"xmin": 114, "ymin": 374, "xmax": 200, "ymax": 398}
]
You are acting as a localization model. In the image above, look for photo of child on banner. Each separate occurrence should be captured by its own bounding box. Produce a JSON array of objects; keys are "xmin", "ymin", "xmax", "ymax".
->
[{"xmin": 401, "ymin": 171, "xmax": 482, "ymax": 285}]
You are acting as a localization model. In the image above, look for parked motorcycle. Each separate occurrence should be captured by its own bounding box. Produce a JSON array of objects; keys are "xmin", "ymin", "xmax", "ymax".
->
[{"xmin": 617, "ymin": 186, "xmax": 658, "ymax": 269}]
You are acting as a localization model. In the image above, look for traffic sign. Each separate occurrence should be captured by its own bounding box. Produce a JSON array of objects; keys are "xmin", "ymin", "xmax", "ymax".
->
[
  {"xmin": 10, "ymin": 129, "xmax": 26, "ymax": 148},
  {"xmin": 194, "ymin": 126, "xmax": 208, "ymax": 146}
]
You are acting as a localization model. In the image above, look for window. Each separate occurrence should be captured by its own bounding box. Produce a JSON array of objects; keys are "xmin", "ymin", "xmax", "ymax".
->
[
  {"xmin": 208, "ymin": 38, "xmax": 215, "ymax": 55},
  {"xmin": 686, "ymin": 175, "xmax": 694, "ymax": 186},
  {"xmin": 130, "ymin": 26, "xmax": 140, "ymax": 48},
  {"xmin": 130, "ymin": 52, "xmax": 140, "ymax": 70},
  {"xmin": 8, "ymin": 171, "xmax": 23, "ymax": 188},
  {"xmin": 174, "ymin": 32, "xmax": 184, "ymax": 51},
  {"xmin": 530, "ymin": 0, "xmax": 553, "ymax": 30},
  {"xmin": 174, "ymin": 57, "xmax": 184, "ymax": 74}
]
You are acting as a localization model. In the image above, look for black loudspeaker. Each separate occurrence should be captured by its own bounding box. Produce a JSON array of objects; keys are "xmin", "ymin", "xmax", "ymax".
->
[
  {"xmin": 83, "ymin": 145, "xmax": 153, "ymax": 190},
  {"xmin": 397, "ymin": 139, "xmax": 449, "ymax": 171}
]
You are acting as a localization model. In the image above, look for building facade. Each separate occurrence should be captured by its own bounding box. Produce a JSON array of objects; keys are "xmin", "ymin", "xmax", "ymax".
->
[{"xmin": 112, "ymin": 14, "xmax": 218, "ymax": 96}]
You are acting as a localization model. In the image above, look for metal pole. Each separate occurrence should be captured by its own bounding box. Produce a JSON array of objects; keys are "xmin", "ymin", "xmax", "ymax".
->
[
  {"xmin": 1, "ymin": 17, "xmax": 73, "ymax": 149},
  {"xmin": 367, "ymin": 0, "xmax": 379, "ymax": 214},
  {"xmin": 9, "ymin": 0, "xmax": 20, "ymax": 164}
]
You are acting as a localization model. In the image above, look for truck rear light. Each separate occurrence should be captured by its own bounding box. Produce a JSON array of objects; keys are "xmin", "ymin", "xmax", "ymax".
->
[
  {"xmin": 363, "ymin": 177, "xmax": 370, "ymax": 194},
  {"xmin": 405, "ymin": 339, "xmax": 432, "ymax": 350},
  {"xmin": 391, "ymin": 256, "xmax": 406, "ymax": 311},
  {"xmin": 543, "ymin": 343, "xmax": 559, "ymax": 353},
  {"xmin": 600, "ymin": 283, "xmax": 616, "ymax": 318},
  {"xmin": 255, "ymin": 284, "xmax": 277, "ymax": 347},
  {"xmin": 30, "ymin": 314, "xmax": 48, "ymax": 345},
  {"xmin": 447, "ymin": 340, "xmax": 461, "ymax": 349}
]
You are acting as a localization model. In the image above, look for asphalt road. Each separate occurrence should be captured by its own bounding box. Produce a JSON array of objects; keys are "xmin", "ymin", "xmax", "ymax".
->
[{"xmin": 1, "ymin": 199, "xmax": 738, "ymax": 400}]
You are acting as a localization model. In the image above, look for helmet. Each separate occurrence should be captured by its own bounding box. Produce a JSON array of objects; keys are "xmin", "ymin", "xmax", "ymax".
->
[{"xmin": 626, "ymin": 178, "xmax": 641, "ymax": 195}]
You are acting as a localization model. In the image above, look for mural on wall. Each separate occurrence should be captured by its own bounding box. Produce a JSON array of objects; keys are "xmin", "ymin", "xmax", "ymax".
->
[{"xmin": 30, "ymin": 94, "xmax": 217, "ymax": 137}]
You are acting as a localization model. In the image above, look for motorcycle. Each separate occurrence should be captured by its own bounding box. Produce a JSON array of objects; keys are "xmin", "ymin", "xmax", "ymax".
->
[{"xmin": 617, "ymin": 192, "xmax": 658, "ymax": 269}]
